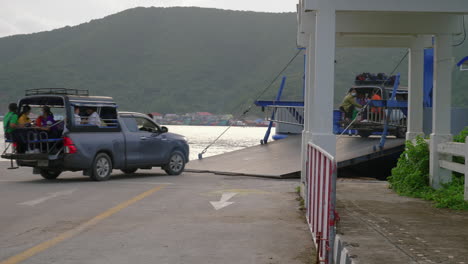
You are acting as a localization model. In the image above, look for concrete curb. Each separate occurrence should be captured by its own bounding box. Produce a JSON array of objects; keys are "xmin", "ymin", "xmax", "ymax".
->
[
  {"xmin": 333, "ymin": 234, "xmax": 357, "ymax": 264},
  {"xmin": 185, "ymin": 168, "xmax": 300, "ymax": 179}
]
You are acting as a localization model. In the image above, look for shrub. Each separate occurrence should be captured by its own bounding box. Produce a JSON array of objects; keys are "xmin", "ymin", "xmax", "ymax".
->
[
  {"xmin": 388, "ymin": 135, "xmax": 468, "ymax": 210},
  {"xmin": 453, "ymin": 127, "xmax": 468, "ymax": 143},
  {"xmin": 388, "ymin": 137, "xmax": 431, "ymax": 197},
  {"xmin": 430, "ymin": 177, "xmax": 468, "ymax": 210}
]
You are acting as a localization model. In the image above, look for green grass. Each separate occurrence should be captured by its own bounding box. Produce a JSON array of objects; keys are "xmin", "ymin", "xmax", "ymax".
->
[
  {"xmin": 295, "ymin": 186, "xmax": 305, "ymax": 211},
  {"xmin": 388, "ymin": 134, "xmax": 468, "ymax": 210}
]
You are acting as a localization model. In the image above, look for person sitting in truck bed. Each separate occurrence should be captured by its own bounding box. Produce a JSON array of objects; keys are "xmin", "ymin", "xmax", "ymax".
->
[
  {"xmin": 370, "ymin": 90, "xmax": 383, "ymax": 121},
  {"xmin": 74, "ymin": 107, "xmax": 81, "ymax": 125},
  {"xmin": 13, "ymin": 105, "xmax": 34, "ymax": 153},
  {"xmin": 339, "ymin": 89, "xmax": 362, "ymax": 122},
  {"xmin": 85, "ymin": 107, "xmax": 102, "ymax": 126},
  {"xmin": 36, "ymin": 106, "xmax": 62, "ymax": 137},
  {"xmin": 18, "ymin": 105, "xmax": 32, "ymax": 127},
  {"xmin": 36, "ymin": 106, "xmax": 56, "ymax": 128},
  {"xmin": 3, "ymin": 103, "xmax": 19, "ymax": 141}
]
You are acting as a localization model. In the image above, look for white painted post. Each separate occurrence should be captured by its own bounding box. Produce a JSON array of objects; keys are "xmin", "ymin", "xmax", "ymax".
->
[
  {"xmin": 465, "ymin": 136, "xmax": 468, "ymax": 201},
  {"xmin": 300, "ymin": 52, "xmax": 309, "ymax": 193},
  {"xmin": 429, "ymin": 34, "xmax": 453, "ymax": 189},
  {"xmin": 301, "ymin": 11, "xmax": 316, "ymax": 195},
  {"xmin": 406, "ymin": 37, "xmax": 425, "ymax": 141},
  {"xmin": 309, "ymin": 1, "xmax": 337, "ymax": 156}
]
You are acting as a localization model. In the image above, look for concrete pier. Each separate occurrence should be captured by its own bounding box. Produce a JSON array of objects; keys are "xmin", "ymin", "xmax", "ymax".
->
[
  {"xmin": 336, "ymin": 178, "xmax": 468, "ymax": 264},
  {"xmin": 187, "ymin": 135, "xmax": 405, "ymax": 178}
]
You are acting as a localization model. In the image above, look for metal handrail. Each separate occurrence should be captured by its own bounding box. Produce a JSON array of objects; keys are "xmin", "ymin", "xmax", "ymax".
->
[{"xmin": 264, "ymin": 105, "xmax": 304, "ymax": 126}]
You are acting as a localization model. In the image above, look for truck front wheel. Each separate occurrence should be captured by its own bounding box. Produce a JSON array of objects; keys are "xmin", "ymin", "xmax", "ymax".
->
[
  {"xmin": 163, "ymin": 151, "xmax": 185, "ymax": 175},
  {"xmin": 90, "ymin": 153, "xmax": 113, "ymax": 181}
]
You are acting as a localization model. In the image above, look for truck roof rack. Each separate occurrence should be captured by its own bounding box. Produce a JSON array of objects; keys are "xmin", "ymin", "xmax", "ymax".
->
[
  {"xmin": 25, "ymin": 88, "xmax": 89, "ymax": 96},
  {"xmin": 354, "ymin": 73, "xmax": 396, "ymax": 86}
]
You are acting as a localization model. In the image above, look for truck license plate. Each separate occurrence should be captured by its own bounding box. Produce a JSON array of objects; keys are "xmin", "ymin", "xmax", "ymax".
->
[{"xmin": 38, "ymin": 160, "xmax": 48, "ymax": 167}]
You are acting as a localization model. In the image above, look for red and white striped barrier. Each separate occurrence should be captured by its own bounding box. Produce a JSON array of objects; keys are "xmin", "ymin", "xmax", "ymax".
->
[{"xmin": 306, "ymin": 142, "xmax": 338, "ymax": 263}]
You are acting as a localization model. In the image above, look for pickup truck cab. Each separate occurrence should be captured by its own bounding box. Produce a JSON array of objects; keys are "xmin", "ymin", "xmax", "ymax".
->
[{"xmin": 2, "ymin": 88, "xmax": 189, "ymax": 181}]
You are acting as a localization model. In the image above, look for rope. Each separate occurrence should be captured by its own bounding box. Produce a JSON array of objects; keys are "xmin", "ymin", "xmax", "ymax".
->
[
  {"xmin": 198, "ymin": 49, "xmax": 303, "ymax": 159},
  {"xmin": 339, "ymin": 50, "xmax": 409, "ymax": 136}
]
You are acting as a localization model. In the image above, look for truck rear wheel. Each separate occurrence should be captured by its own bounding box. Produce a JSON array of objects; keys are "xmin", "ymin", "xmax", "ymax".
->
[
  {"xmin": 163, "ymin": 151, "xmax": 185, "ymax": 175},
  {"xmin": 358, "ymin": 131, "xmax": 371, "ymax": 138},
  {"xmin": 40, "ymin": 169, "xmax": 62, "ymax": 180},
  {"xmin": 90, "ymin": 153, "xmax": 113, "ymax": 181},
  {"xmin": 396, "ymin": 127, "xmax": 407, "ymax": 138}
]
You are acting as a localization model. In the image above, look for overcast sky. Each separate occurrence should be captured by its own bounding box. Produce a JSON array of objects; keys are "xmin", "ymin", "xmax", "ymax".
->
[{"xmin": 0, "ymin": 0, "xmax": 297, "ymax": 38}]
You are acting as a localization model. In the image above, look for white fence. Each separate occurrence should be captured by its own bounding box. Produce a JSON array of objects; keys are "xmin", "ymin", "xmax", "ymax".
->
[
  {"xmin": 264, "ymin": 106, "xmax": 304, "ymax": 126},
  {"xmin": 306, "ymin": 142, "xmax": 338, "ymax": 263},
  {"xmin": 436, "ymin": 137, "xmax": 468, "ymax": 201},
  {"xmin": 362, "ymin": 107, "xmax": 407, "ymax": 127}
]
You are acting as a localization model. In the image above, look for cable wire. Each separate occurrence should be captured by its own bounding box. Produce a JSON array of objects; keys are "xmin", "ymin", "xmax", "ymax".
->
[{"xmin": 198, "ymin": 49, "xmax": 303, "ymax": 158}]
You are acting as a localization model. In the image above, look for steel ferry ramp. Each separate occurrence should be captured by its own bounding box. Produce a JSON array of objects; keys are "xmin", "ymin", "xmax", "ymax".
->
[{"xmin": 186, "ymin": 135, "xmax": 405, "ymax": 178}]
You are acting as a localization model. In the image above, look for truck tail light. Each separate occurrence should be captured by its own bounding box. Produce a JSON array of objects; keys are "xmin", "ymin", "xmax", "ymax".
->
[
  {"xmin": 12, "ymin": 142, "xmax": 17, "ymax": 153},
  {"xmin": 63, "ymin": 136, "xmax": 77, "ymax": 154}
]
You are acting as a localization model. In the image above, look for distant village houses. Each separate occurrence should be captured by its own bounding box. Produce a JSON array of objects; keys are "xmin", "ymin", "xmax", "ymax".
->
[{"xmin": 150, "ymin": 112, "xmax": 271, "ymax": 127}]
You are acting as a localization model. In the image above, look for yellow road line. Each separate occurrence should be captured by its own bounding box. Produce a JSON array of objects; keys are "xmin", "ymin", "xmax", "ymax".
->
[{"xmin": 0, "ymin": 185, "xmax": 166, "ymax": 264}]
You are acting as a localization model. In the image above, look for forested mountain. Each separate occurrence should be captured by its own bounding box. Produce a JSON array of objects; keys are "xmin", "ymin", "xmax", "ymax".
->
[{"xmin": 0, "ymin": 7, "xmax": 467, "ymax": 115}]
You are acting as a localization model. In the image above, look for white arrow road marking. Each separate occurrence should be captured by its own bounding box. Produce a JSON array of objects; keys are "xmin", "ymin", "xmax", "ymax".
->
[
  {"xmin": 19, "ymin": 189, "xmax": 77, "ymax": 206},
  {"xmin": 210, "ymin": 192, "xmax": 237, "ymax": 210}
]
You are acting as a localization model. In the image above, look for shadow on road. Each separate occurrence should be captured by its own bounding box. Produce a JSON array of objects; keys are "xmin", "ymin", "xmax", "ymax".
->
[{"xmin": 14, "ymin": 171, "xmax": 169, "ymax": 184}]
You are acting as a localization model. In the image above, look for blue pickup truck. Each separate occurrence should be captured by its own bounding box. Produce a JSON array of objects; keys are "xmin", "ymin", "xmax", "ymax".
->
[{"xmin": 2, "ymin": 89, "xmax": 189, "ymax": 181}]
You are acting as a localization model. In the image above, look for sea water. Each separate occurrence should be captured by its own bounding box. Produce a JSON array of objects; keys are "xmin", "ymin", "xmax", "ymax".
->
[
  {"xmin": 0, "ymin": 122, "xmax": 270, "ymax": 161},
  {"xmin": 168, "ymin": 125, "xmax": 268, "ymax": 160}
]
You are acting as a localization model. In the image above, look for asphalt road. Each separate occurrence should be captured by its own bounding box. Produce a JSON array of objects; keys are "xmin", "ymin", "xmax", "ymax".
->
[{"xmin": 0, "ymin": 162, "xmax": 314, "ymax": 264}]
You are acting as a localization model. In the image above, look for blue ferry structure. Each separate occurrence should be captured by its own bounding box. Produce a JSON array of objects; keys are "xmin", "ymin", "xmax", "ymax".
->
[{"xmin": 256, "ymin": 49, "xmax": 468, "ymax": 149}]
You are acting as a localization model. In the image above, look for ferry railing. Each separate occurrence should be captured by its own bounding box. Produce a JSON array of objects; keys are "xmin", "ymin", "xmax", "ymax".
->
[
  {"xmin": 264, "ymin": 105, "xmax": 304, "ymax": 126},
  {"xmin": 436, "ymin": 138, "xmax": 468, "ymax": 201},
  {"xmin": 306, "ymin": 142, "xmax": 338, "ymax": 263},
  {"xmin": 363, "ymin": 100, "xmax": 407, "ymax": 128}
]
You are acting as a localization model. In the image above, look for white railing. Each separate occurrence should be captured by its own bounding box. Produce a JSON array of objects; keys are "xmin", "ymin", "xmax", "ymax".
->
[
  {"xmin": 361, "ymin": 105, "xmax": 406, "ymax": 127},
  {"xmin": 436, "ymin": 137, "xmax": 468, "ymax": 201},
  {"xmin": 306, "ymin": 142, "xmax": 338, "ymax": 263},
  {"xmin": 264, "ymin": 106, "xmax": 304, "ymax": 126}
]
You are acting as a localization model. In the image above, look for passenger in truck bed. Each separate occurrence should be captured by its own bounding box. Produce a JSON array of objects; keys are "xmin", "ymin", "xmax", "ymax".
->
[
  {"xmin": 13, "ymin": 105, "xmax": 33, "ymax": 153},
  {"xmin": 3, "ymin": 103, "xmax": 19, "ymax": 140},
  {"xmin": 74, "ymin": 107, "xmax": 81, "ymax": 125},
  {"xmin": 18, "ymin": 105, "xmax": 32, "ymax": 126},
  {"xmin": 339, "ymin": 89, "xmax": 362, "ymax": 121},
  {"xmin": 85, "ymin": 107, "xmax": 102, "ymax": 126},
  {"xmin": 35, "ymin": 106, "xmax": 56, "ymax": 128},
  {"xmin": 36, "ymin": 106, "xmax": 62, "ymax": 137}
]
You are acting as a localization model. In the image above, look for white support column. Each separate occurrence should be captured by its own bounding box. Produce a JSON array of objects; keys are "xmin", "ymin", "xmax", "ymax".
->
[
  {"xmin": 300, "ymin": 53, "xmax": 309, "ymax": 194},
  {"xmin": 406, "ymin": 37, "xmax": 425, "ymax": 141},
  {"xmin": 301, "ymin": 12, "xmax": 316, "ymax": 190},
  {"xmin": 430, "ymin": 34, "xmax": 453, "ymax": 189},
  {"xmin": 309, "ymin": 2, "xmax": 336, "ymax": 156}
]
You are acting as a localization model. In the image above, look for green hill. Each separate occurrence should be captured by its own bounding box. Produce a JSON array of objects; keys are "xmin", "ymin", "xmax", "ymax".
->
[{"xmin": 0, "ymin": 7, "xmax": 467, "ymax": 115}]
